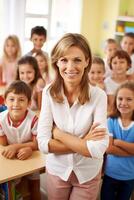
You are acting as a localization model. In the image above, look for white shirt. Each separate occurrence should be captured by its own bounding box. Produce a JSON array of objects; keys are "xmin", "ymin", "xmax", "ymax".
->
[
  {"xmin": 127, "ymin": 53, "xmax": 134, "ymax": 74},
  {"xmin": 37, "ymin": 84, "xmax": 109, "ymax": 184},
  {"xmin": 104, "ymin": 77, "xmax": 122, "ymax": 95},
  {"xmin": 0, "ymin": 109, "xmax": 38, "ymax": 144}
]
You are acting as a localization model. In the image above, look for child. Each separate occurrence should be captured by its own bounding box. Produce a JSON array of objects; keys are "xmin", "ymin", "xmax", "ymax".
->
[
  {"xmin": 88, "ymin": 56, "xmax": 105, "ymax": 90},
  {"xmin": 104, "ymin": 50, "xmax": 132, "ymax": 113},
  {"xmin": 101, "ymin": 81, "xmax": 134, "ymax": 200},
  {"xmin": 35, "ymin": 51, "xmax": 51, "ymax": 84},
  {"xmin": 16, "ymin": 56, "xmax": 45, "ymax": 111},
  {"xmin": 0, "ymin": 80, "xmax": 41, "ymax": 200},
  {"xmin": 103, "ymin": 38, "xmax": 119, "ymax": 78},
  {"xmin": 0, "ymin": 35, "xmax": 21, "ymax": 86},
  {"xmin": 121, "ymin": 32, "xmax": 134, "ymax": 75},
  {"xmin": 26, "ymin": 26, "xmax": 48, "ymax": 57}
]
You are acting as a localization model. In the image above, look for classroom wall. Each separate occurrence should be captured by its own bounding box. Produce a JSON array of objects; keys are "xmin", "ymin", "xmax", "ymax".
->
[
  {"xmin": 80, "ymin": 0, "xmax": 101, "ymax": 56},
  {"xmin": 80, "ymin": 0, "xmax": 134, "ymax": 57},
  {"xmin": 119, "ymin": 0, "xmax": 134, "ymax": 16}
]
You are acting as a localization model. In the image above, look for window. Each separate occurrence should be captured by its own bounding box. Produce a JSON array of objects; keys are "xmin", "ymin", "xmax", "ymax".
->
[
  {"xmin": 0, "ymin": 0, "xmax": 82, "ymax": 55},
  {"xmin": 24, "ymin": 0, "xmax": 82, "ymax": 54}
]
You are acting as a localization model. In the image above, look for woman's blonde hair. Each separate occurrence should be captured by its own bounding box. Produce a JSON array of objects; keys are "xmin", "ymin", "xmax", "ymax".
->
[
  {"xmin": 50, "ymin": 33, "xmax": 92, "ymax": 104},
  {"xmin": 3, "ymin": 35, "xmax": 21, "ymax": 60}
]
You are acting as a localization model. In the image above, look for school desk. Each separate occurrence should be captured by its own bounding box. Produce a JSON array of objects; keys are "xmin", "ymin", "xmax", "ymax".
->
[{"xmin": 0, "ymin": 145, "xmax": 45, "ymax": 184}]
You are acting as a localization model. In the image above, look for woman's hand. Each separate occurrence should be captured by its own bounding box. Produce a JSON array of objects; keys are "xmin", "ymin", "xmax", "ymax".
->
[
  {"xmin": 83, "ymin": 123, "xmax": 106, "ymax": 141},
  {"xmin": 17, "ymin": 147, "xmax": 33, "ymax": 160}
]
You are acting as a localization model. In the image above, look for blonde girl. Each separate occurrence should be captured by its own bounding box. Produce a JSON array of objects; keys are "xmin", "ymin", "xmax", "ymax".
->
[
  {"xmin": 0, "ymin": 35, "xmax": 21, "ymax": 85},
  {"xmin": 35, "ymin": 51, "xmax": 51, "ymax": 84}
]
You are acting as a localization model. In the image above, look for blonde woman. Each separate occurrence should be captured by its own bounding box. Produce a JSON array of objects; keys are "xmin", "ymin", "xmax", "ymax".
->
[{"xmin": 37, "ymin": 33, "xmax": 109, "ymax": 200}]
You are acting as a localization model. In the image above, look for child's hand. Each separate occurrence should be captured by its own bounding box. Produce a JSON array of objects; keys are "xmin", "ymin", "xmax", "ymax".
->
[
  {"xmin": 83, "ymin": 123, "xmax": 106, "ymax": 141},
  {"xmin": 17, "ymin": 147, "xmax": 33, "ymax": 160},
  {"xmin": 2, "ymin": 144, "xmax": 18, "ymax": 159}
]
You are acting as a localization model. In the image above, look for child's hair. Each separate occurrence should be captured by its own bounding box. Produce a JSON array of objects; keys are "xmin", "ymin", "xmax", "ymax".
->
[
  {"xmin": 3, "ymin": 35, "xmax": 21, "ymax": 59},
  {"xmin": 31, "ymin": 26, "xmax": 47, "ymax": 38},
  {"xmin": 123, "ymin": 32, "xmax": 134, "ymax": 40},
  {"xmin": 104, "ymin": 38, "xmax": 118, "ymax": 49},
  {"xmin": 4, "ymin": 80, "xmax": 32, "ymax": 102},
  {"xmin": 109, "ymin": 81, "xmax": 134, "ymax": 120},
  {"xmin": 109, "ymin": 50, "xmax": 131, "ymax": 70},
  {"xmin": 16, "ymin": 56, "xmax": 40, "ymax": 86},
  {"xmin": 35, "ymin": 51, "xmax": 49, "ymax": 73},
  {"xmin": 92, "ymin": 56, "xmax": 105, "ymax": 72}
]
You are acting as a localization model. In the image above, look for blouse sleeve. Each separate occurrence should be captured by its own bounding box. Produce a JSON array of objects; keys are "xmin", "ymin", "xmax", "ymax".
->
[
  {"xmin": 37, "ymin": 86, "xmax": 53, "ymax": 153},
  {"xmin": 86, "ymin": 89, "xmax": 109, "ymax": 159}
]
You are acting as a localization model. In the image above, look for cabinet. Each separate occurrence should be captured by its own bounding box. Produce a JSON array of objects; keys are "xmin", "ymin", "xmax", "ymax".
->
[{"xmin": 115, "ymin": 16, "xmax": 134, "ymax": 42}]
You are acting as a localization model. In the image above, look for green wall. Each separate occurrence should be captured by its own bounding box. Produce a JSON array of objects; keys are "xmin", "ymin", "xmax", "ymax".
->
[{"xmin": 81, "ymin": 0, "xmax": 134, "ymax": 56}]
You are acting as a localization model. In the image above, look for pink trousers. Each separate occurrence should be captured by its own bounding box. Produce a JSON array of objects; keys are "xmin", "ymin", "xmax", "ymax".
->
[{"xmin": 46, "ymin": 171, "xmax": 101, "ymax": 200}]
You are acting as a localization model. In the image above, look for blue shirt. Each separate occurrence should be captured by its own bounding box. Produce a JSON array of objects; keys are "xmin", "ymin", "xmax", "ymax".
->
[{"xmin": 105, "ymin": 117, "xmax": 134, "ymax": 180}]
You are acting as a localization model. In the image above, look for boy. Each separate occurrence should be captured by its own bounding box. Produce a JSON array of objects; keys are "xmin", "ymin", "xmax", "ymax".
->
[
  {"xmin": 88, "ymin": 56, "xmax": 105, "ymax": 90},
  {"xmin": 0, "ymin": 80, "xmax": 41, "ymax": 200},
  {"xmin": 27, "ymin": 26, "xmax": 48, "ymax": 57},
  {"xmin": 103, "ymin": 38, "xmax": 119, "ymax": 77}
]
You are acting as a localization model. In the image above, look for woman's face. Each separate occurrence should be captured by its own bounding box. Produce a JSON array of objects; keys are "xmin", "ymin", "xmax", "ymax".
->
[{"xmin": 57, "ymin": 46, "xmax": 89, "ymax": 87}]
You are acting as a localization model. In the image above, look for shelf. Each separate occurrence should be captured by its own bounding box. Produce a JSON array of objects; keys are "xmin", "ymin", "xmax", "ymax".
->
[
  {"xmin": 115, "ymin": 32, "xmax": 124, "ymax": 36},
  {"xmin": 115, "ymin": 16, "xmax": 134, "ymax": 42},
  {"xmin": 117, "ymin": 16, "xmax": 134, "ymax": 22}
]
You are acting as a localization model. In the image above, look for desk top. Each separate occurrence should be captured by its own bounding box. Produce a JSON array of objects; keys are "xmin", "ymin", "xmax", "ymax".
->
[{"xmin": 0, "ymin": 146, "xmax": 45, "ymax": 183}]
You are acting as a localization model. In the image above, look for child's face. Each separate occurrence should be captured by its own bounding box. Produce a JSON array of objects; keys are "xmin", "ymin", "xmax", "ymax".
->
[
  {"xmin": 105, "ymin": 43, "xmax": 118, "ymax": 59},
  {"xmin": 111, "ymin": 56, "xmax": 128, "ymax": 75},
  {"xmin": 5, "ymin": 92, "xmax": 30, "ymax": 122},
  {"xmin": 35, "ymin": 55, "xmax": 47, "ymax": 71},
  {"xmin": 121, "ymin": 36, "xmax": 134, "ymax": 55},
  {"xmin": 88, "ymin": 63, "xmax": 104, "ymax": 85},
  {"xmin": 116, "ymin": 88, "xmax": 134, "ymax": 117},
  {"xmin": 18, "ymin": 64, "xmax": 35, "ymax": 85},
  {"xmin": 5, "ymin": 39, "xmax": 17, "ymax": 57},
  {"xmin": 31, "ymin": 34, "xmax": 46, "ymax": 50}
]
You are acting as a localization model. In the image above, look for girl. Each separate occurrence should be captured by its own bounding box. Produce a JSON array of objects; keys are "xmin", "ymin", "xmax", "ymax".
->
[
  {"xmin": 101, "ymin": 81, "xmax": 134, "ymax": 200},
  {"xmin": 37, "ymin": 33, "xmax": 109, "ymax": 200},
  {"xmin": 16, "ymin": 56, "xmax": 45, "ymax": 111},
  {"xmin": 0, "ymin": 35, "xmax": 21, "ymax": 85},
  {"xmin": 121, "ymin": 32, "xmax": 134, "ymax": 75},
  {"xmin": 88, "ymin": 56, "xmax": 105, "ymax": 90},
  {"xmin": 35, "ymin": 51, "xmax": 51, "ymax": 84},
  {"xmin": 104, "ymin": 50, "xmax": 132, "ymax": 113}
]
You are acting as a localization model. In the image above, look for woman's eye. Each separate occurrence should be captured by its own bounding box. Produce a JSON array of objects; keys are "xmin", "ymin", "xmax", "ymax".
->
[{"xmin": 61, "ymin": 58, "xmax": 68, "ymax": 63}]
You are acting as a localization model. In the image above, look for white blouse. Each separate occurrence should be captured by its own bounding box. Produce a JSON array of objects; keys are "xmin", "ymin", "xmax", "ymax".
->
[{"xmin": 37, "ymin": 84, "xmax": 109, "ymax": 184}]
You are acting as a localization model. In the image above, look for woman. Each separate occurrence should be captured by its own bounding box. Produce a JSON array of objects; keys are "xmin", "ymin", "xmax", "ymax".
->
[{"xmin": 37, "ymin": 33, "xmax": 109, "ymax": 200}]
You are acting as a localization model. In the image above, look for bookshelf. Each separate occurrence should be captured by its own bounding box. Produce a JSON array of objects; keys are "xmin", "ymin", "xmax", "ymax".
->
[{"xmin": 115, "ymin": 16, "xmax": 134, "ymax": 42}]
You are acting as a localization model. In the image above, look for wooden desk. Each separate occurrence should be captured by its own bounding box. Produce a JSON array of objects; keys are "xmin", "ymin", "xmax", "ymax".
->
[{"xmin": 0, "ymin": 146, "xmax": 45, "ymax": 184}]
